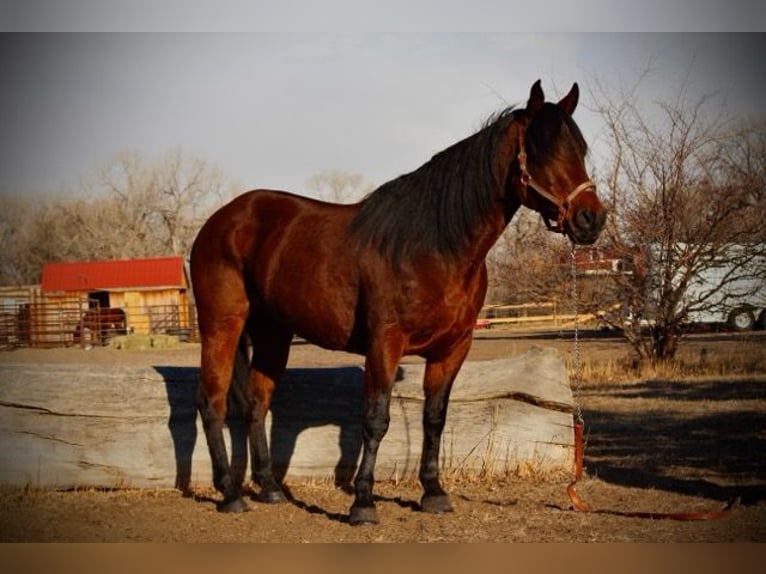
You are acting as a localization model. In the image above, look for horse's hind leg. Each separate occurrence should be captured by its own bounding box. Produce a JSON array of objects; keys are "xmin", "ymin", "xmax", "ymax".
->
[
  {"xmin": 246, "ymin": 317, "xmax": 293, "ymax": 503},
  {"xmin": 197, "ymin": 313, "xmax": 249, "ymax": 512}
]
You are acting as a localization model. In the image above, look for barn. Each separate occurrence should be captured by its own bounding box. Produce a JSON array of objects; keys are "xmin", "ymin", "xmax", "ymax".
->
[{"xmin": 39, "ymin": 256, "xmax": 195, "ymax": 344}]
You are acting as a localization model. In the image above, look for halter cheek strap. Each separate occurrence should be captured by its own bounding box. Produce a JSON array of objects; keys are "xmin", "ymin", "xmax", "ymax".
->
[{"xmin": 517, "ymin": 129, "xmax": 597, "ymax": 234}]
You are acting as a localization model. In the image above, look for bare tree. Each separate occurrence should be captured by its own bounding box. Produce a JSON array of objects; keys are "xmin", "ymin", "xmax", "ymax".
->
[
  {"xmin": 486, "ymin": 209, "xmax": 570, "ymax": 304},
  {"xmin": 0, "ymin": 195, "xmax": 39, "ymax": 284},
  {"xmin": 592, "ymin": 76, "xmax": 766, "ymax": 364},
  {"xmin": 0, "ymin": 149, "xmax": 235, "ymax": 285},
  {"xmin": 306, "ymin": 169, "xmax": 375, "ymax": 203},
  {"xmin": 96, "ymin": 148, "xmax": 231, "ymax": 256},
  {"xmin": 89, "ymin": 151, "xmax": 167, "ymax": 257}
]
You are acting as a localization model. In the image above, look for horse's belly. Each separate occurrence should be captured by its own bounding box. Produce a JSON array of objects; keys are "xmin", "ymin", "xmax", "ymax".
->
[
  {"xmin": 261, "ymin": 275, "xmax": 359, "ymax": 352},
  {"xmin": 283, "ymin": 307, "xmax": 358, "ymax": 351}
]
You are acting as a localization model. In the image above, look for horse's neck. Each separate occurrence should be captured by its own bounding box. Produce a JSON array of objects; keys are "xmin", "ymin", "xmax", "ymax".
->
[
  {"xmin": 463, "ymin": 129, "xmax": 523, "ymax": 266},
  {"xmin": 460, "ymin": 199, "xmax": 519, "ymax": 275}
]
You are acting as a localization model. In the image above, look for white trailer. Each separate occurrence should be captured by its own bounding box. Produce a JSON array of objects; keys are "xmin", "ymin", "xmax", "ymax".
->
[{"xmin": 681, "ymin": 247, "xmax": 766, "ymax": 331}]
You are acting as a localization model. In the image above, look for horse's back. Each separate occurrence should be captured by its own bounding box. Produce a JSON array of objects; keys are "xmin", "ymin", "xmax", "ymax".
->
[{"xmin": 191, "ymin": 189, "xmax": 363, "ymax": 349}]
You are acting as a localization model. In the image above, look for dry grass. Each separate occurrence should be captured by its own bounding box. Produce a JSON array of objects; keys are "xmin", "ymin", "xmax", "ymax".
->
[{"xmin": 568, "ymin": 335, "xmax": 766, "ymax": 387}]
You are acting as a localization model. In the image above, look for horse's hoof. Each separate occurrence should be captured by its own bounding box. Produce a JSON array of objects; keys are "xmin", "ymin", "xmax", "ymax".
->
[
  {"xmin": 257, "ymin": 488, "xmax": 287, "ymax": 504},
  {"xmin": 349, "ymin": 505, "xmax": 379, "ymax": 526},
  {"xmin": 420, "ymin": 494, "xmax": 454, "ymax": 514},
  {"xmin": 217, "ymin": 496, "xmax": 249, "ymax": 513}
]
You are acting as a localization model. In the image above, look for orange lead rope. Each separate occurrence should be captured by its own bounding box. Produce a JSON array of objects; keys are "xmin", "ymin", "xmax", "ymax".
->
[
  {"xmin": 566, "ymin": 246, "xmax": 737, "ymax": 521},
  {"xmin": 566, "ymin": 423, "xmax": 738, "ymax": 519},
  {"xmin": 566, "ymin": 420, "xmax": 590, "ymax": 512}
]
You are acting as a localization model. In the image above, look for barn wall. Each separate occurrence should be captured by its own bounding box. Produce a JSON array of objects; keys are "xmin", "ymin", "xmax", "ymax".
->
[{"xmin": 109, "ymin": 289, "xmax": 190, "ymax": 335}]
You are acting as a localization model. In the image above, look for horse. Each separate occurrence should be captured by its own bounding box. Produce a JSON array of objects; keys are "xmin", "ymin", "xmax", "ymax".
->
[
  {"xmin": 190, "ymin": 80, "xmax": 606, "ymax": 524},
  {"xmin": 73, "ymin": 307, "xmax": 128, "ymax": 345}
]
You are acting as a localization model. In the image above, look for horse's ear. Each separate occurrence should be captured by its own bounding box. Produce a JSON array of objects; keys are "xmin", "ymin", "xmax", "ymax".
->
[
  {"xmin": 526, "ymin": 79, "xmax": 544, "ymax": 117},
  {"xmin": 558, "ymin": 82, "xmax": 579, "ymax": 115}
]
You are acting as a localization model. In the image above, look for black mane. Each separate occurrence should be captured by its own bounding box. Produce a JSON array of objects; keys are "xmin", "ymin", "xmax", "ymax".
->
[{"xmin": 350, "ymin": 108, "xmax": 520, "ymax": 264}]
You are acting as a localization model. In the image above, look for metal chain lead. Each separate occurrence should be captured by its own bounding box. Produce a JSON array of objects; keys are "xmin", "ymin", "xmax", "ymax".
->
[{"xmin": 570, "ymin": 243, "xmax": 584, "ymax": 424}]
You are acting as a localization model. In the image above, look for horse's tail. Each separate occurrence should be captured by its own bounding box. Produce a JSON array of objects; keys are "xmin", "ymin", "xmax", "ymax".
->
[{"xmin": 227, "ymin": 331, "xmax": 251, "ymax": 416}]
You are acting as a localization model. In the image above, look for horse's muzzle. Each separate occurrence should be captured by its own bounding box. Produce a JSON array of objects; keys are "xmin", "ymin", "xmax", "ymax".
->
[{"xmin": 567, "ymin": 207, "xmax": 606, "ymax": 245}]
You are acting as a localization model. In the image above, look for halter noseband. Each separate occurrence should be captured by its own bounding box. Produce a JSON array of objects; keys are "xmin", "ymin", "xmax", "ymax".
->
[{"xmin": 517, "ymin": 128, "xmax": 597, "ymax": 235}]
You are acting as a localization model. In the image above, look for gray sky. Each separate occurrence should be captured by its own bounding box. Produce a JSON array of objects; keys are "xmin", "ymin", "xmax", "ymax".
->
[{"xmin": 1, "ymin": 3, "xmax": 764, "ymax": 198}]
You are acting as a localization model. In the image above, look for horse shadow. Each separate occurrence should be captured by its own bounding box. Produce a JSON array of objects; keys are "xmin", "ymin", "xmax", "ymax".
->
[{"xmin": 155, "ymin": 365, "xmax": 369, "ymax": 496}]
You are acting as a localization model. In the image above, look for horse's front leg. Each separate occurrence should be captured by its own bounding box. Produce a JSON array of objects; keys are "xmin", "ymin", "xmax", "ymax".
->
[
  {"xmin": 349, "ymin": 335, "xmax": 403, "ymax": 525},
  {"xmin": 419, "ymin": 337, "xmax": 472, "ymax": 513}
]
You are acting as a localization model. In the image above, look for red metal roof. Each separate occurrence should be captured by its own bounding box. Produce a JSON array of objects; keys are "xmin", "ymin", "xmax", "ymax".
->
[{"xmin": 41, "ymin": 256, "xmax": 187, "ymax": 292}]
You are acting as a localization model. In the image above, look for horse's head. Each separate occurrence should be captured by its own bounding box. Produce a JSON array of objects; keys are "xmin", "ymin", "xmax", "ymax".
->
[{"xmin": 512, "ymin": 80, "xmax": 606, "ymax": 245}]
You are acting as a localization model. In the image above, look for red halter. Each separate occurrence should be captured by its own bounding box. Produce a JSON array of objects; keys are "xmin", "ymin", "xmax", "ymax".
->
[{"xmin": 517, "ymin": 128, "xmax": 597, "ymax": 234}]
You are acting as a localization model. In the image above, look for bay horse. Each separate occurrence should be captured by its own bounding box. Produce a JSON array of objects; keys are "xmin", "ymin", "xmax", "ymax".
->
[
  {"xmin": 190, "ymin": 80, "xmax": 606, "ymax": 524},
  {"xmin": 74, "ymin": 307, "xmax": 127, "ymax": 345}
]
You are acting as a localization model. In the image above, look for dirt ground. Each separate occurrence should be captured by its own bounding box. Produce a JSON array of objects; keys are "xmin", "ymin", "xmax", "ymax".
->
[{"xmin": 1, "ymin": 329, "xmax": 765, "ymax": 542}]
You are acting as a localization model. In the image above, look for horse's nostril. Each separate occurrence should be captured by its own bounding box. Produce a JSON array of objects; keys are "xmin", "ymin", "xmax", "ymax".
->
[{"xmin": 576, "ymin": 209, "xmax": 594, "ymax": 229}]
